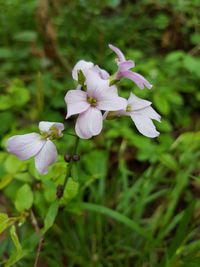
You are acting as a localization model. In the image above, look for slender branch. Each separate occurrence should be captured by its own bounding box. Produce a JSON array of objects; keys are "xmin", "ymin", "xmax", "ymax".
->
[{"xmin": 30, "ymin": 210, "xmax": 44, "ymax": 267}]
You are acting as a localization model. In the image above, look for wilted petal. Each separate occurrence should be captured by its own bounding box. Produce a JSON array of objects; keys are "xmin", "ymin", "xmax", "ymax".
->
[
  {"xmin": 97, "ymin": 93, "xmax": 127, "ymax": 111},
  {"xmin": 72, "ymin": 60, "xmax": 94, "ymax": 81},
  {"xmin": 6, "ymin": 133, "xmax": 45, "ymax": 160},
  {"xmin": 118, "ymin": 60, "xmax": 135, "ymax": 71},
  {"xmin": 128, "ymin": 93, "xmax": 151, "ymax": 111},
  {"xmin": 34, "ymin": 140, "xmax": 57, "ymax": 174},
  {"xmin": 123, "ymin": 71, "xmax": 152, "ymax": 89},
  {"xmin": 75, "ymin": 107, "xmax": 103, "ymax": 139},
  {"xmin": 109, "ymin": 44, "xmax": 126, "ymax": 62},
  {"xmin": 65, "ymin": 90, "xmax": 90, "ymax": 119},
  {"xmin": 39, "ymin": 121, "xmax": 64, "ymax": 136},
  {"xmin": 130, "ymin": 114, "xmax": 160, "ymax": 138}
]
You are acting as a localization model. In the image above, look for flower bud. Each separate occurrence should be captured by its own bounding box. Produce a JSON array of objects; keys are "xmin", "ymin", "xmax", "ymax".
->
[
  {"xmin": 56, "ymin": 184, "xmax": 63, "ymax": 198},
  {"xmin": 64, "ymin": 154, "xmax": 71, "ymax": 162},
  {"xmin": 72, "ymin": 154, "xmax": 80, "ymax": 161}
]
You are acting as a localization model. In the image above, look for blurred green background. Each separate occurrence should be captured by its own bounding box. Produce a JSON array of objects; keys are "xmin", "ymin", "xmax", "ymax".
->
[{"xmin": 0, "ymin": 0, "xmax": 200, "ymax": 266}]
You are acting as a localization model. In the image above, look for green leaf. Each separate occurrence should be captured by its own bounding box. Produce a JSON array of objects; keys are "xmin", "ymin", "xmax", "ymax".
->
[
  {"xmin": 10, "ymin": 225, "xmax": 22, "ymax": 252},
  {"xmin": 0, "ymin": 213, "xmax": 10, "ymax": 234},
  {"xmin": 63, "ymin": 177, "xmax": 79, "ymax": 202},
  {"xmin": 0, "ymin": 174, "xmax": 12, "ymax": 189},
  {"xmin": 15, "ymin": 184, "xmax": 33, "ymax": 212},
  {"xmin": 0, "ymin": 95, "xmax": 11, "ymax": 110},
  {"xmin": 4, "ymin": 154, "xmax": 26, "ymax": 174},
  {"xmin": 13, "ymin": 31, "xmax": 37, "ymax": 42},
  {"xmin": 42, "ymin": 200, "xmax": 59, "ymax": 234}
]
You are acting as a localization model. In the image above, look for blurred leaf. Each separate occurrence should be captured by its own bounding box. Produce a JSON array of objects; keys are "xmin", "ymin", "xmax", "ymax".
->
[
  {"xmin": 10, "ymin": 225, "xmax": 22, "ymax": 252},
  {"xmin": 4, "ymin": 154, "xmax": 26, "ymax": 174},
  {"xmin": 107, "ymin": 0, "xmax": 120, "ymax": 7},
  {"xmin": 63, "ymin": 177, "xmax": 79, "ymax": 202},
  {"xmin": 0, "ymin": 213, "xmax": 10, "ymax": 234},
  {"xmin": 0, "ymin": 174, "xmax": 12, "ymax": 189},
  {"xmin": 160, "ymin": 153, "xmax": 178, "ymax": 172},
  {"xmin": 0, "ymin": 47, "xmax": 12, "ymax": 59},
  {"xmin": 42, "ymin": 200, "xmax": 59, "ymax": 234},
  {"xmin": 0, "ymin": 95, "xmax": 11, "ymax": 110},
  {"xmin": 15, "ymin": 184, "xmax": 33, "ymax": 212},
  {"xmin": 154, "ymin": 94, "xmax": 170, "ymax": 115},
  {"xmin": 13, "ymin": 31, "xmax": 37, "ymax": 42}
]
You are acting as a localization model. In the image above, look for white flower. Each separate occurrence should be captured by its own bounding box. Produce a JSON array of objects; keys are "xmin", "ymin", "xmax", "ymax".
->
[
  {"xmin": 6, "ymin": 121, "xmax": 64, "ymax": 174},
  {"xmin": 106, "ymin": 93, "xmax": 161, "ymax": 138}
]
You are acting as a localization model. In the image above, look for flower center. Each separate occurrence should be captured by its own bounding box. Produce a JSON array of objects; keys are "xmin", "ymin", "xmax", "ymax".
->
[
  {"xmin": 87, "ymin": 96, "xmax": 97, "ymax": 107},
  {"xmin": 40, "ymin": 128, "xmax": 61, "ymax": 140},
  {"xmin": 126, "ymin": 105, "xmax": 132, "ymax": 112}
]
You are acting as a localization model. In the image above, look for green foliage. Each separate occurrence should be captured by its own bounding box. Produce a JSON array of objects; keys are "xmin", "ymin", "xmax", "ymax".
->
[
  {"xmin": 0, "ymin": 0, "xmax": 199, "ymax": 266},
  {"xmin": 15, "ymin": 184, "xmax": 33, "ymax": 212}
]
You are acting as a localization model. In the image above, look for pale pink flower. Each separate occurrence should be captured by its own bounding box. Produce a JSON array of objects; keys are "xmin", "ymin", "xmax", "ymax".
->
[
  {"xmin": 6, "ymin": 121, "xmax": 64, "ymax": 174},
  {"xmin": 65, "ymin": 70, "xmax": 127, "ymax": 139},
  {"xmin": 72, "ymin": 60, "xmax": 109, "ymax": 81},
  {"xmin": 109, "ymin": 44, "xmax": 152, "ymax": 89},
  {"xmin": 105, "ymin": 93, "xmax": 161, "ymax": 138}
]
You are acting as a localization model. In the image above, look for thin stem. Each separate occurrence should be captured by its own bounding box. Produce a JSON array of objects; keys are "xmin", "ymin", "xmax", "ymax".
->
[
  {"xmin": 63, "ymin": 136, "xmax": 80, "ymax": 189},
  {"xmin": 30, "ymin": 210, "xmax": 44, "ymax": 267}
]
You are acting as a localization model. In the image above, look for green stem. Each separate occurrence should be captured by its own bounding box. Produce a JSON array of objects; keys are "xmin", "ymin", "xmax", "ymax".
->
[{"xmin": 63, "ymin": 136, "xmax": 80, "ymax": 189}]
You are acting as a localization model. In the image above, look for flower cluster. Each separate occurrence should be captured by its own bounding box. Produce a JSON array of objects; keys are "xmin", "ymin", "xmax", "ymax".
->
[
  {"xmin": 65, "ymin": 44, "xmax": 160, "ymax": 139},
  {"xmin": 6, "ymin": 44, "xmax": 160, "ymax": 174}
]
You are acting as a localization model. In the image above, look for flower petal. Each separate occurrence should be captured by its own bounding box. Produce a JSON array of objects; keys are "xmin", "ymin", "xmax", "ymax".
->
[
  {"xmin": 6, "ymin": 133, "xmax": 45, "ymax": 160},
  {"xmin": 118, "ymin": 60, "xmax": 135, "ymax": 72},
  {"xmin": 128, "ymin": 93, "xmax": 151, "ymax": 111},
  {"xmin": 130, "ymin": 114, "xmax": 160, "ymax": 138},
  {"xmin": 85, "ymin": 70, "xmax": 111, "ymax": 98},
  {"xmin": 34, "ymin": 140, "xmax": 58, "ymax": 174},
  {"xmin": 97, "ymin": 93, "xmax": 127, "ymax": 111},
  {"xmin": 92, "ymin": 65, "xmax": 110, "ymax": 79},
  {"xmin": 122, "ymin": 71, "xmax": 152, "ymax": 89},
  {"xmin": 109, "ymin": 44, "xmax": 126, "ymax": 62},
  {"xmin": 72, "ymin": 60, "xmax": 94, "ymax": 81},
  {"xmin": 137, "ymin": 106, "xmax": 161, "ymax": 122},
  {"xmin": 65, "ymin": 90, "xmax": 90, "ymax": 119},
  {"xmin": 75, "ymin": 107, "xmax": 103, "ymax": 139},
  {"xmin": 39, "ymin": 121, "xmax": 64, "ymax": 136}
]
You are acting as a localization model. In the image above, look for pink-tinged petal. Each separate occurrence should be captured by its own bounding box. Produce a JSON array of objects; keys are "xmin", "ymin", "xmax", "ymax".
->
[
  {"xmin": 109, "ymin": 44, "xmax": 126, "ymax": 62},
  {"xmin": 6, "ymin": 133, "xmax": 45, "ymax": 160},
  {"xmin": 65, "ymin": 90, "xmax": 90, "ymax": 119},
  {"xmin": 136, "ymin": 106, "xmax": 161, "ymax": 122},
  {"xmin": 39, "ymin": 121, "xmax": 64, "ymax": 136},
  {"xmin": 118, "ymin": 60, "xmax": 135, "ymax": 71},
  {"xmin": 97, "ymin": 94, "xmax": 127, "ymax": 111},
  {"xmin": 34, "ymin": 140, "xmax": 57, "ymax": 174},
  {"xmin": 128, "ymin": 93, "xmax": 151, "ymax": 111},
  {"xmin": 75, "ymin": 108, "xmax": 103, "ymax": 139},
  {"xmin": 92, "ymin": 65, "xmax": 110, "ymax": 79},
  {"xmin": 85, "ymin": 70, "xmax": 111, "ymax": 98},
  {"xmin": 121, "ymin": 71, "xmax": 152, "ymax": 89},
  {"xmin": 130, "ymin": 114, "xmax": 160, "ymax": 138},
  {"xmin": 72, "ymin": 60, "xmax": 94, "ymax": 81}
]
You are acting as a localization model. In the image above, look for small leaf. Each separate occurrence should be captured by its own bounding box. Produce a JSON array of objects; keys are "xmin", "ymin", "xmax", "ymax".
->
[
  {"xmin": 42, "ymin": 200, "xmax": 59, "ymax": 234},
  {"xmin": 63, "ymin": 177, "xmax": 79, "ymax": 201},
  {"xmin": 0, "ymin": 174, "xmax": 12, "ymax": 189},
  {"xmin": 10, "ymin": 225, "xmax": 22, "ymax": 252},
  {"xmin": 15, "ymin": 184, "xmax": 33, "ymax": 212},
  {"xmin": 0, "ymin": 213, "xmax": 10, "ymax": 234}
]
